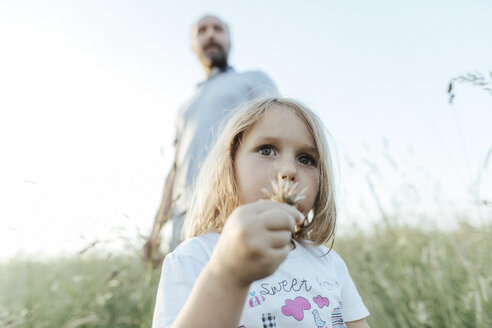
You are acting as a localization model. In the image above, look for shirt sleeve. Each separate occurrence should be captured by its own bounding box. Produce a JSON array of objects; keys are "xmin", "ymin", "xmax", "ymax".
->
[
  {"xmin": 334, "ymin": 252, "xmax": 370, "ymax": 322},
  {"xmin": 152, "ymin": 252, "xmax": 207, "ymax": 328}
]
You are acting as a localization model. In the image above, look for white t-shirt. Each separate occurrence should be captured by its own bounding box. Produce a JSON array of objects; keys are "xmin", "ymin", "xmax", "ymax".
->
[{"xmin": 152, "ymin": 233, "xmax": 369, "ymax": 328}]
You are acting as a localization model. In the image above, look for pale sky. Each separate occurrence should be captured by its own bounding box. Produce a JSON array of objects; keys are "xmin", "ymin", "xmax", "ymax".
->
[{"xmin": 1, "ymin": 0, "xmax": 491, "ymax": 259}]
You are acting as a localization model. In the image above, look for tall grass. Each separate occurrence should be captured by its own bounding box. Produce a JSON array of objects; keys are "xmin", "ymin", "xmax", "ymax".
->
[
  {"xmin": 0, "ymin": 255, "xmax": 160, "ymax": 328},
  {"xmin": 1, "ymin": 222, "xmax": 490, "ymax": 327},
  {"xmin": 336, "ymin": 222, "xmax": 492, "ymax": 328}
]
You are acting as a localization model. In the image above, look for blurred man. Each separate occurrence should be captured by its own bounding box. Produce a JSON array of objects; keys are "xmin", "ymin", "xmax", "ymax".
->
[{"xmin": 144, "ymin": 15, "xmax": 277, "ymax": 263}]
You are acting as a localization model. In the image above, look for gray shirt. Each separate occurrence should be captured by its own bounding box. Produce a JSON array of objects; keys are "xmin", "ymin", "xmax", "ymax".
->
[{"xmin": 172, "ymin": 68, "xmax": 277, "ymax": 214}]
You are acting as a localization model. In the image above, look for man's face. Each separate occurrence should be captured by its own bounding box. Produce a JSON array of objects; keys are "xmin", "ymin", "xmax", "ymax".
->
[{"xmin": 191, "ymin": 16, "xmax": 231, "ymax": 69}]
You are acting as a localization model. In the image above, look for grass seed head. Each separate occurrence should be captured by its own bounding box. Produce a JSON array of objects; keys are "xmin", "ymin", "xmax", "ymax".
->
[{"xmin": 262, "ymin": 172, "xmax": 308, "ymax": 233}]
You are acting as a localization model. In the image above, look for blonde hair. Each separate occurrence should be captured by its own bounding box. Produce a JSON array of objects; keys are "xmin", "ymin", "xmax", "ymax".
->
[{"xmin": 183, "ymin": 98, "xmax": 337, "ymax": 247}]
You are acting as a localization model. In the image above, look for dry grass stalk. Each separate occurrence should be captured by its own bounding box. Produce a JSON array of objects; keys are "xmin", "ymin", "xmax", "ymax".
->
[{"xmin": 262, "ymin": 172, "xmax": 308, "ymax": 233}]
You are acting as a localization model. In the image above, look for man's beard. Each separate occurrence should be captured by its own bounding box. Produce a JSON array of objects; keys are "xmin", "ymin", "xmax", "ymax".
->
[{"xmin": 201, "ymin": 42, "xmax": 228, "ymax": 69}]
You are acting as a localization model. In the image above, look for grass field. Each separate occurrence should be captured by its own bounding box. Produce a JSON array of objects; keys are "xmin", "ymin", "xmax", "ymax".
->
[{"xmin": 1, "ymin": 222, "xmax": 490, "ymax": 328}]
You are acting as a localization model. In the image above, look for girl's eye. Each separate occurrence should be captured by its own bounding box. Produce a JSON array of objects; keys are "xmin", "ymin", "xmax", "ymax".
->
[
  {"xmin": 298, "ymin": 154, "xmax": 316, "ymax": 166},
  {"xmin": 258, "ymin": 145, "xmax": 275, "ymax": 156}
]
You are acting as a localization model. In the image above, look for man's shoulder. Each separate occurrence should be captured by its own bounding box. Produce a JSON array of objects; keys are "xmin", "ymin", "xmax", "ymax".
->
[
  {"xmin": 230, "ymin": 69, "xmax": 277, "ymax": 96},
  {"xmin": 235, "ymin": 69, "xmax": 272, "ymax": 81}
]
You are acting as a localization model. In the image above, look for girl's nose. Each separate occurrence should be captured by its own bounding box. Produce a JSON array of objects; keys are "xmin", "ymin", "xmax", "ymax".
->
[
  {"xmin": 279, "ymin": 161, "xmax": 297, "ymax": 182},
  {"xmin": 281, "ymin": 173, "xmax": 296, "ymax": 182}
]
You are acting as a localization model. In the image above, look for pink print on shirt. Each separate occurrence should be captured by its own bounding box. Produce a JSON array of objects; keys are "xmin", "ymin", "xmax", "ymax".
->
[
  {"xmin": 313, "ymin": 295, "xmax": 330, "ymax": 308},
  {"xmin": 281, "ymin": 296, "xmax": 311, "ymax": 321}
]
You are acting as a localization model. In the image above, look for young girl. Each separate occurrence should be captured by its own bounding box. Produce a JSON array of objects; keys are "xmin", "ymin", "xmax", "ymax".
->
[{"xmin": 152, "ymin": 98, "xmax": 370, "ymax": 328}]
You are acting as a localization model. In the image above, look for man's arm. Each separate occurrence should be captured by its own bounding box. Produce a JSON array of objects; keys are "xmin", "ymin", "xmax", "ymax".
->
[{"xmin": 143, "ymin": 162, "xmax": 176, "ymax": 264}]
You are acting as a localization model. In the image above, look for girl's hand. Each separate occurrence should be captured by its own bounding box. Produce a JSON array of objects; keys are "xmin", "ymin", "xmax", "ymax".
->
[{"xmin": 208, "ymin": 200, "xmax": 304, "ymax": 288}]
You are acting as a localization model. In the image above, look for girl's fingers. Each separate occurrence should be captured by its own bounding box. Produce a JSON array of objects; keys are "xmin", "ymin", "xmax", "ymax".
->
[
  {"xmin": 271, "ymin": 201, "xmax": 304, "ymax": 226},
  {"xmin": 253, "ymin": 200, "xmax": 305, "ymax": 228},
  {"xmin": 261, "ymin": 208, "xmax": 296, "ymax": 232},
  {"xmin": 267, "ymin": 244, "xmax": 291, "ymax": 263},
  {"xmin": 267, "ymin": 230, "xmax": 292, "ymax": 249}
]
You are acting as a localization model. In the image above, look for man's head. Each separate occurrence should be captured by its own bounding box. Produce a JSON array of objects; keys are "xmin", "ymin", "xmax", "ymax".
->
[{"xmin": 191, "ymin": 15, "xmax": 231, "ymax": 71}]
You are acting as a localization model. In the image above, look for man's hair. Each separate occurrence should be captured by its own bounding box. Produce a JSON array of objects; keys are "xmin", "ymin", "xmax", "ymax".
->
[
  {"xmin": 193, "ymin": 14, "xmax": 231, "ymax": 38},
  {"xmin": 183, "ymin": 97, "xmax": 337, "ymax": 247}
]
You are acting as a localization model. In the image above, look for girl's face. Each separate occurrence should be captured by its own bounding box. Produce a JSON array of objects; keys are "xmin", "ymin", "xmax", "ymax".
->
[{"xmin": 234, "ymin": 107, "xmax": 320, "ymax": 216}]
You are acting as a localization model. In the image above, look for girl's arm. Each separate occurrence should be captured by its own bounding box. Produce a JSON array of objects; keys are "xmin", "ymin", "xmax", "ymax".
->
[
  {"xmin": 170, "ymin": 200, "xmax": 303, "ymax": 328},
  {"xmin": 346, "ymin": 319, "xmax": 370, "ymax": 328},
  {"xmin": 171, "ymin": 261, "xmax": 249, "ymax": 327}
]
